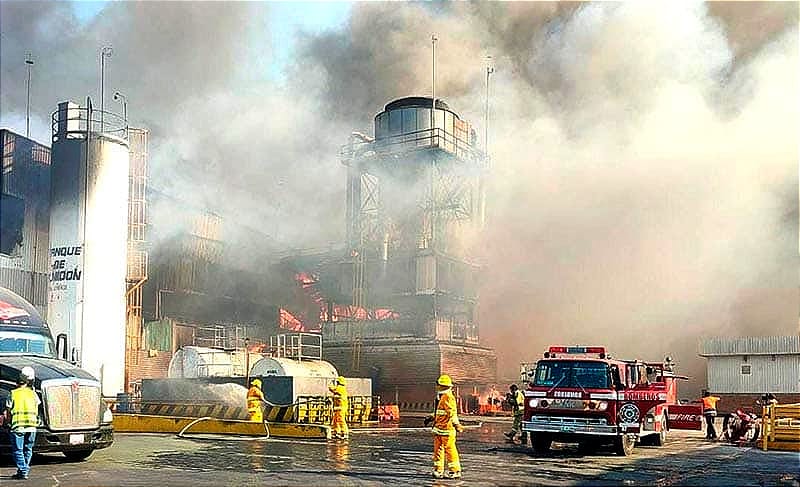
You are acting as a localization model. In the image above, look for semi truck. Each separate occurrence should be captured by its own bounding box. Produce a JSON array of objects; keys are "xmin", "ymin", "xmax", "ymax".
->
[
  {"xmin": 0, "ymin": 286, "xmax": 113, "ymax": 461},
  {"xmin": 522, "ymin": 346, "xmax": 702, "ymax": 456}
]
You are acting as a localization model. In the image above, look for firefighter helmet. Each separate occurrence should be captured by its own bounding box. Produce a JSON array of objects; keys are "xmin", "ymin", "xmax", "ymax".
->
[
  {"xmin": 336, "ymin": 376, "xmax": 346, "ymax": 386},
  {"xmin": 437, "ymin": 374, "xmax": 453, "ymax": 387},
  {"xmin": 251, "ymin": 378, "xmax": 262, "ymax": 388}
]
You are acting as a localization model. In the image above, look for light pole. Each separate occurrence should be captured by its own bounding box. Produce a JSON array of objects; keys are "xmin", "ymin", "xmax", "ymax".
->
[
  {"xmin": 100, "ymin": 46, "xmax": 113, "ymax": 130},
  {"xmin": 485, "ymin": 56, "xmax": 494, "ymax": 158},
  {"xmin": 113, "ymin": 91, "xmax": 127, "ymax": 134},
  {"xmin": 431, "ymin": 34, "xmax": 438, "ymax": 131},
  {"xmin": 25, "ymin": 53, "xmax": 34, "ymax": 138}
]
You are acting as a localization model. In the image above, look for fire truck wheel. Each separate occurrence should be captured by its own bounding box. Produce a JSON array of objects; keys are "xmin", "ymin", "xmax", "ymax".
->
[
  {"xmin": 650, "ymin": 417, "xmax": 667, "ymax": 447},
  {"xmin": 613, "ymin": 434, "xmax": 635, "ymax": 456},
  {"xmin": 63, "ymin": 449, "xmax": 93, "ymax": 462},
  {"xmin": 531, "ymin": 433, "xmax": 552, "ymax": 453}
]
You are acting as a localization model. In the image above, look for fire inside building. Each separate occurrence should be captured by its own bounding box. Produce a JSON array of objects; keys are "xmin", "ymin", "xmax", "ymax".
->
[{"xmin": 1, "ymin": 95, "xmax": 499, "ymax": 412}]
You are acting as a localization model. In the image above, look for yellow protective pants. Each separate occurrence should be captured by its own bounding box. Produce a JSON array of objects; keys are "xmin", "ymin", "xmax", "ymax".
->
[
  {"xmin": 433, "ymin": 434, "xmax": 460, "ymax": 474},
  {"xmin": 248, "ymin": 408, "xmax": 263, "ymax": 423},
  {"xmin": 331, "ymin": 410, "xmax": 349, "ymax": 438}
]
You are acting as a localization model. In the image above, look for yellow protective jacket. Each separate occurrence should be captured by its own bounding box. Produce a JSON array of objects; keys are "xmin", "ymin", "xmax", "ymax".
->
[
  {"xmin": 10, "ymin": 386, "xmax": 38, "ymax": 430},
  {"xmin": 247, "ymin": 386, "xmax": 265, "ymax": 412},
  {"xmin": 329, "ymin": 384, "xmax": 348, "ymax": 412},
  {"xmin": 432, "ymin": 389, "xmax": 459, "ymax": 436},
  {"xmin": 511, "ymin": 390, "xmax": 524, "ymax": 416}
]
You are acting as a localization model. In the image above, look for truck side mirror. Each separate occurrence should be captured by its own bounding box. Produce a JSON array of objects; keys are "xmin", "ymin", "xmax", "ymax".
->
[
  {"xmin": 610, "ymin": 365, "xmax": 624, "ymax": 390},
  {"xmin": 56, "ymin": 333, "xmax": 68, "ymax": 361}
]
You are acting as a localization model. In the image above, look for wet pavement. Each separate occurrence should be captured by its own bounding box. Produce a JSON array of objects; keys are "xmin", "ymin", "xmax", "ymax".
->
[{"xmin": 1, "ymin": 417, "xmax": 797, "ymax": 486}]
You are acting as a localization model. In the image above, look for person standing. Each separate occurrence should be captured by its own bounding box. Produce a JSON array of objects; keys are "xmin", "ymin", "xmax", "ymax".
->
[
  {"xmin": 329, "ymin": 376, "xmax": 349, "ymax": 440},
  {"xmin": 424, "ymin": 374, "xmax": 463, "ymax": 479},
  {"xmin": 247, "ymin": 378, "xmax": 265, "ymax": 423},
  {"xmin": 503, "ymin": 384, "xmax": 527, "ymax": 444},
  {"xmin": 4, "ymin": 367, "xmax": 40, "ymax": 480},
  {"xmin": 701, "ymin": 390, "xmax": 721, "ymax": 440}
]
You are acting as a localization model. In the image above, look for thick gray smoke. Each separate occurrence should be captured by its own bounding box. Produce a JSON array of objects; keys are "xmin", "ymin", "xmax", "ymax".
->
[{"xmin": 1, "ymin": 2, "xmax": 797, "ymax": 395}]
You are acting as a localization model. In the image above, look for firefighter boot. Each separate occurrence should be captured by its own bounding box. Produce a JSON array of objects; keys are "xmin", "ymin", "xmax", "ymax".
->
[
  {"xmin": 432, "ymin": 470, "xmax": 444, "ymax": 479},
  {"xmin": 504, "ymin": 431, "xmax": 517, "ymax": 443},
  {"xmin": 446, "ymin": 471, "xmax": 462, "ymax": 479}
]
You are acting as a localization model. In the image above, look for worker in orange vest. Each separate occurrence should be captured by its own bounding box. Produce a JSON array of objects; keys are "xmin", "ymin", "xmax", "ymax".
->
[
  {"xmin": 701, "ymin": 390, "xmax": 721, "ymax": 440},
  {"xmin": 329, "ymin": 376, "xmax": 349, "ymax": 440},
  {"xmin": 247, "ymin": 378, "xmax": 265, "ymax": 423},
  {"xmin": 423, "ymin": 374, "xmax": 463, "ymax": 479}
]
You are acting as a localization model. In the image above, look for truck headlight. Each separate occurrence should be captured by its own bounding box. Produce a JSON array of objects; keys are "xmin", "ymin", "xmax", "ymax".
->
[
  {"xmin": 529, "ymin": 399, "xmax": 537, "ymax": 408},
  {"xmin": 102, "ymin": 406, "xmax": 113, "ymax": 424},
  {"xmin": 596, "ymin": 401, "xmax": 608, "ymax": 411}
]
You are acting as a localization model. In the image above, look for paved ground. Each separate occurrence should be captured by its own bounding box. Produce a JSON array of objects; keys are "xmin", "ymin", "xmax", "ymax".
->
[{"xmin": 1, "ymin": 418, "xmax": 797, "ymax": 486}]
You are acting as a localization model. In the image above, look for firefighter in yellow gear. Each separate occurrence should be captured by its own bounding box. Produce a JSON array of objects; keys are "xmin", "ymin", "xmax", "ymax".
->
[
  {"xmin": 424, "ymin": 374, "xmax": 463, "ymax": 479},
  {"xmin": 504, "ymin": 384, "xmax": 527, "ymax": 444},
  {"xmin": 247, "ymin": 378, "xmax": 265, "ymax": 423},
  {"xmin": 329, "ymin": 376, "xmax": 349, "ymax": 439}
]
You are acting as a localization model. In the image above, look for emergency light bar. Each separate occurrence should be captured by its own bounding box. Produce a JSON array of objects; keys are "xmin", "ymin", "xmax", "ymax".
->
[
  {"xmin": 548, "ymin": 346, "xmax": 605, "ymax": 354},
  {"xmin": 545, "ymin": 346, "xmax": 607, "ymax": 359}
]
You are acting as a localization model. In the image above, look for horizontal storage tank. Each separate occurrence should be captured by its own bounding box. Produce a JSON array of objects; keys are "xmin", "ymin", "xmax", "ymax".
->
[
  {"xmin": 168, "ymin": 346, "xmax": 262, "ymax": 379},
  {"xmin": 249, "ymin": 356, "xmax": 338, "ymax": 379}
]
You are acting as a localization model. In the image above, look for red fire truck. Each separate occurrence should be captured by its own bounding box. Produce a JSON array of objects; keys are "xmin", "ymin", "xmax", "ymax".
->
[{"xmin": 522, "ymin": 346, "xmax": 702, "ymax": 456}]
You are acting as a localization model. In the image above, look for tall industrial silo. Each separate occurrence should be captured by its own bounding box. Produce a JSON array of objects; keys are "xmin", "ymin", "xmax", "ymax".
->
[{"xmin": 48, "ymin": 99, "xmax": 130, "ymax": 395}]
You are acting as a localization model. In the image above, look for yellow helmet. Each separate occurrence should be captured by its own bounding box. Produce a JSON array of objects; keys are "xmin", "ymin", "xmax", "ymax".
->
[
  {"xmin": 336, "ymin": 376, "xmax": 346, "ymax": 386},
  {"xmin": 251, "ymin": 379, "xmax": 262, "ymax": 388},
  {"xmin": 437, "ymin": 374, "xmax": 453, "ymax": 387}
]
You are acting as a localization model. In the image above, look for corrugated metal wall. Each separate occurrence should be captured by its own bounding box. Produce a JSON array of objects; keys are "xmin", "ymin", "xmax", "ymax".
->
[
  {"xmin": 0, "ymin": 130, "xmax": 51, "ymax": 314},
  {"xmin": 701, "ymin": 336, "xmax": 800, "ymax": 355},
  {"xmin": 707, "ymin": 354, "xmax": 800, "ymax": 393}
]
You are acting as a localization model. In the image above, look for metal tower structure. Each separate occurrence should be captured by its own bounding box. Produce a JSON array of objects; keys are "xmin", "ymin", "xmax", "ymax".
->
[{"xmin": 339, "ymin": 97, "xmax": 487, "ymax": 371}]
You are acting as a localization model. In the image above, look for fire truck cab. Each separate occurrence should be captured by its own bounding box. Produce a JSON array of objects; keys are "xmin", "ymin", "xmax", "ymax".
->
[{"xmin": 522, "ymin": 346, "xmax": 702, "ymax": 456}]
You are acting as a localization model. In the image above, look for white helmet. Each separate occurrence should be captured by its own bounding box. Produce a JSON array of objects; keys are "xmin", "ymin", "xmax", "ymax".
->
[{"xmin": 20, "ymin": 366, "xmax": 35, "ymax": 381}]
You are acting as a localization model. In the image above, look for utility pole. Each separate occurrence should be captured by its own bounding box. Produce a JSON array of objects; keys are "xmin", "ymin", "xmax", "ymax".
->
[
  {"xmin": 485, "ymin": 56, "xmax": 494, "ymax": 158},
  {"xmin": 431, "ymin": 34, "xmax": 438, "ymax": 131},
  {"xmin": 100, "ymin": 46, "xmax": 113, "ymax": 130},
  {"xmin": 25, "ymin": 53, "xmax": 34, "ymax": 138}
]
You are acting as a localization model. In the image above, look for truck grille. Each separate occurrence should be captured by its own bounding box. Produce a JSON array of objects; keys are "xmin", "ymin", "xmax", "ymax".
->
[
  {"xmin": 531, "ymin": 415, "xmax": 609, "ymax": 426},
  {"xmin": 42, "ymin": 379, "xmax": 101, "ymax": 431}
]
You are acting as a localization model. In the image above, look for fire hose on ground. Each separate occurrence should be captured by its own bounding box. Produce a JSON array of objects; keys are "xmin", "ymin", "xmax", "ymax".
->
[
  {"xmin": 174, "ymin": 397, "xmax": 483, "ymax": 440},
  {"xmin": 175, "ymin": 397, "xmax": 323, "ymax": 440}
]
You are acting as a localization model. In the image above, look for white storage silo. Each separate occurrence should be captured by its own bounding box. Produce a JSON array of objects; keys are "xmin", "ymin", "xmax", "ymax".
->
[{"xmin": 47, "ymin": 99, "xmax": 130, "ymax": 395}]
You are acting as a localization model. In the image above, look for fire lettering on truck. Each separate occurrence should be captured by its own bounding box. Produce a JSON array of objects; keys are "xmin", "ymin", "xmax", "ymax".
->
[
  {"xmin": 669, "ymin": 413, "xmax": 701, "ymax": 422},
  {"xmin": 624, "ymin": 391, "xmax": 666, "ymax": 401},
  {"xmin": 553, "ymin": 391, "xmax": 582, "ymax": 398}
]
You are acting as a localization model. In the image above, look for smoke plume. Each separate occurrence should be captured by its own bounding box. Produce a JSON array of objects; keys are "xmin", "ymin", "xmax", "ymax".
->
[{"xmin": 1, "ymin": 2, "xmax": 797, "ymax": 394}]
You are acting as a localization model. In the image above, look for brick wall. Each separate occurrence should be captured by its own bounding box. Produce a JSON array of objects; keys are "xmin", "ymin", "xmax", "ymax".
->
[{"xmin": 127, "ymin": 350, "xmax": 173, "ymax": 387}]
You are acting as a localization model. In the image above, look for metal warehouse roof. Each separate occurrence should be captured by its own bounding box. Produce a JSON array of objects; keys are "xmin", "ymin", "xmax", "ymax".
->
[{"xmin": 699, "ymin": 335, "xmax": 800, "ymax": 356}]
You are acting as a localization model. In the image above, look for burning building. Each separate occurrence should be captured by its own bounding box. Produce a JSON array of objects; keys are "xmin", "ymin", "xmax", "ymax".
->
[{"xmin": 283, "ymin": 97, "xmax": 498, "ymax": 409}]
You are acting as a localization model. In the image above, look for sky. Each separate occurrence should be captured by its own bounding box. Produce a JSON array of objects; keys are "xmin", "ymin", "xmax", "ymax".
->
[{"xmin": 1, "ymin": 1, "xmax": 797, "ymax": 392}]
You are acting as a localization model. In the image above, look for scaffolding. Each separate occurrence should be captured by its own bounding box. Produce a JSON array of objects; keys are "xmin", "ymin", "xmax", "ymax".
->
[{"xmin": 125, "ymin": 128, "xmax": 148, "ymax": 392}]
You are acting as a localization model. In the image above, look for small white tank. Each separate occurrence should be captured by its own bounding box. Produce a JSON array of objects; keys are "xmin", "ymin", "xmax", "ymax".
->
[
  {"xmin": 250, "ymin": 356, "xmax": 338, "ymax": 379},
  {"xmin": 168, "ymin": 346, "xmax": 262, "ymax": 378}
]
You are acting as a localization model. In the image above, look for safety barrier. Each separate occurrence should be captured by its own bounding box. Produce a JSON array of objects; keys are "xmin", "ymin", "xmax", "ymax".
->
[
  {"xmin": 113, "ymin": 396, "xmax": 376, "ymax": 426},
  {"xmin": 398, "ymin": 401, "xmax": 435, "ymax": 412},
  {"xmin": 761, "ymin": 403, "xmax": 800, "ymax": 452},
  {"xmin": 295, "ymin": 395, "xmax": 375, "ymax": 425}
]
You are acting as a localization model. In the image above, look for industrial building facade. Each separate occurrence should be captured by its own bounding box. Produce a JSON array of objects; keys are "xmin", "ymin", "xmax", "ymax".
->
[
  {"xmin": 700, "ymin": 335, "xmax": 800, "ymax": 411},
  {"xmin": 0, "ymin": 129, "xmax": 51, "ymax": 314}
]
